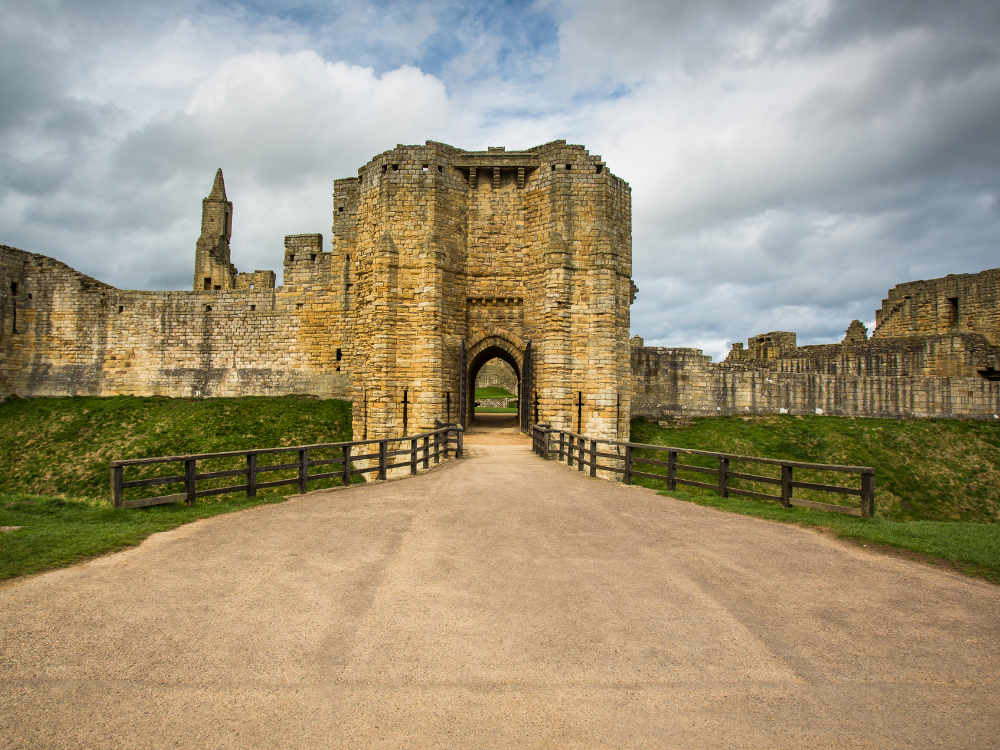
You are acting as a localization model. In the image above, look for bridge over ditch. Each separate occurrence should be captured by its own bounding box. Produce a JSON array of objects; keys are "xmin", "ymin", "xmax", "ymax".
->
[{"xmin": 1, "ymin": 417, "xmax": 998, "ymax": 748}]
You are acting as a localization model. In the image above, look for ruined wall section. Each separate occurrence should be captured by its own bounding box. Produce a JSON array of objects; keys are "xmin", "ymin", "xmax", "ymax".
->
[
  {"xmin": 632, "ymin": 330, "xmax": 1000, "ymax": 421},
  {"xmin": 1, "ymin": 244, "xmax": 349, "ymax": 400},
  {"xmin": 874, "ymin": 268, "xmax": 1000, "ymax": 344},
  {"xmin": 476, "ymin": 359, "xmax": 518, "ymax": 393}
]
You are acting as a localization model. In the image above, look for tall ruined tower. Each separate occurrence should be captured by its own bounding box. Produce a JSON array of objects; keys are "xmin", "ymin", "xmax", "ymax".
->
[
  {"xmin": 193, "ymin": 169, "xmax": 237, "ymax": 291},
  {"xmin": 332, "ymin": 140, "xmax": 634, "ymax": 443}
]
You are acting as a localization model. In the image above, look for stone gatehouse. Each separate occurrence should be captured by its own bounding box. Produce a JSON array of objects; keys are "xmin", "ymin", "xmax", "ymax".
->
[{"xmin": 0, "ymin": 140, "xmax": 635, "ymax": 442}]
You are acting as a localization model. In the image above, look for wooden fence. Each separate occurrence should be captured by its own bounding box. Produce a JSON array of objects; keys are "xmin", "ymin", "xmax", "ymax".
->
[
  {"xmin": 532, "ymin": 425, "xmax": 875, "ymax": 518},
  {"xmin": 110, "ymin": 426, "xmax": 464, "ymax": 509}
]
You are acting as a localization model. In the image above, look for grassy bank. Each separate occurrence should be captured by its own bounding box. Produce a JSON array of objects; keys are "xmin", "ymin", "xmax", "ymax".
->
[
  {"xmin": 630, "ymin": 415, "xmax": 1000, "ymax": 523},
  {"xmin": 0, "ymin": 395, "xmax": 355, "ymax": 581},
  {"xmin": 0, "ymin": 394, "xmax": 353, "ymax": 500}
]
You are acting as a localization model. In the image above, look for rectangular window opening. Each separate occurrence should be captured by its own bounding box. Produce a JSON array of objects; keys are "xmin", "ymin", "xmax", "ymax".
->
[
  {"xmin": 214, "ymin": 285, "xmax": 221, "ymax": 291},
  {"xmin": 382, "ymin": 164, "xmax": 387, "ymax": 173},
  {"xmin": 336, "ymin": 348, "xmax": 342, "ymax": 361},
  {"xmin": 296, "ymin": 303, "xmax": 303, "ymax": 309},
  {"xmin": 392, "ymin": 164, "xmax": 399, "ymax": 171},
  {"xmin": 118, "ymin": 305, "xmax": 124, "ymax": 314},
  {"xmin": 437, "ymin": 165, "xmax": 443, "ymax": 173},
  {"xmin": 947, "ymin": 297, "xmax": 959, "ymax": 328},
  {"xmin": 422, "ymin": 164, "xmax": 428, "ymax": 171},
  {"xmin": 205, "ymin": 304, "xmax": 212, "ymax": 311},
  {"xmin": 339, "ymin": 206, "xmax": 344, "ymax": 212},
  {"xmin": 203, "ymin": 278, "xmax": 211, "ymax": 290},
  {"xmin": 249, "ymin": 304, "xmax": 256, "ymax": 311},
  {"xmin": 565, "ymin": 163, "xmax": 572, "ymax": 170},
  {"xmin": 249, "ymin": 283, "xmax": 254, "ymax": 289},
  {"xmin": 311, "ymin": 254, "xmax": 317, "ymax": 261}
]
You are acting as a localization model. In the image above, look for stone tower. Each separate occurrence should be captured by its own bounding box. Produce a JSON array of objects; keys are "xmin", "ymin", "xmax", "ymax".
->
[
  {"xmin": 331, "ymin": 140, "xmax": 634, "ymax": 443},
  {"xmin": 193, "ymin": 169, "xmax": 237, "ymax": 291}
]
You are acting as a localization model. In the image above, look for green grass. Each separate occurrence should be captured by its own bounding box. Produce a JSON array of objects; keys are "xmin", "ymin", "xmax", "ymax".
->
[
  {"xmin": 0, "ymin": 394, "xmax": 353, "ymax": 500},
  {"xmin": 630, "ymin": 415, "xmax": 1000, "ymax": 523},
  {"xmin": 0, "ymin": 395, "xmax": 356, "ymax": 581},
  {"xmin": 475, "ymin": 387, "xmax": 516, "ymax": 399},
  {"xmin": 475, "ymin": 407, "xmax": 518, "ymax": 413}
]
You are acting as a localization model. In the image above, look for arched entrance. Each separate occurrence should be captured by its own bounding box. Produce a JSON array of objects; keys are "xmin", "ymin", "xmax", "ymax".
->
[{"xmin": 461, "ymin": 332, "xmax": 530, "ymax": 429}]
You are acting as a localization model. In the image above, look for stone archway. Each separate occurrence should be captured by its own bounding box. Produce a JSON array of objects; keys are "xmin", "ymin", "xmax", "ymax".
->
[{"xmin": 464, "ymin": 332, "xmax": 524, "ymax": 427}]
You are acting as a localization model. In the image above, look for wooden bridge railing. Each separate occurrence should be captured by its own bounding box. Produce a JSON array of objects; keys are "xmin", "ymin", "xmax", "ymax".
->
[
  {"xmin": 532, "ymin": 424, "xmax": 875, "ymax": 518},
  {"xmin": 110, "ymin": 426, "xmax": 464, "ymax": 509}
]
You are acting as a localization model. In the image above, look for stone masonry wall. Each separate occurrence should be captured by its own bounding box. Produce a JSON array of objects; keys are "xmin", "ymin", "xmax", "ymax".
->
[
  {"xmin": 1, "ymin": 244, "xmax": 349, "ymax": 399},
  {"xmin": 632, "ymin": 273, "xmax": 1000, "ymax": 422},
  {"xmin": 874, "ymin": 268, "xmax": 1000, "ymax": 344},
  {"xmin": 476, "ymin": 358, "xmax": 518, "ymax": 394}
]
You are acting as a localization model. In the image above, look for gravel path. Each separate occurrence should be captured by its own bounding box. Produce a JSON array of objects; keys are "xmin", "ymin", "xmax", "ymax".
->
[{"xmin": 2, "ymin": 422, "xmax": 998, "ymax": 749}]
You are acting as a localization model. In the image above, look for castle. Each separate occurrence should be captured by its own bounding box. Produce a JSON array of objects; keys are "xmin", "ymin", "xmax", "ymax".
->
[
  {"xmin": 2, "ymin": 139, "xmax": 999, "ymax": 433},
  {"xmin": 1, "ymin": 140, "xmax": 634, "ymax": 441}
]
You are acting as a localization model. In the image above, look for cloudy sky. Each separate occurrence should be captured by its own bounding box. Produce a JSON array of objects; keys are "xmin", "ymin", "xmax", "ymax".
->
[{"xmin": 2, "ymin": 0, "xmax": 998, "ymax": 360}]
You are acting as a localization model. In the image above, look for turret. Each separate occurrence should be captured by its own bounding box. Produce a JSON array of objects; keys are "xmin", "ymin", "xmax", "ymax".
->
[{"xmin": 193, "ymin": 169, "xmax": 237, "ymax": 291}]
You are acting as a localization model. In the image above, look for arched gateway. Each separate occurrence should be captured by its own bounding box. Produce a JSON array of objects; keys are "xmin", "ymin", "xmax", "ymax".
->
[{"xmin": 342, "ymin": 140, "xmax": 635, "ymax": 443}]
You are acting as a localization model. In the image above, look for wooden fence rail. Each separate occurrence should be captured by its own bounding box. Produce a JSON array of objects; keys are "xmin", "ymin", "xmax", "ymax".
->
[
  {"xmin": 110, "ymin": 426, "xmax": 464, "ymax": 509},
  {"xmin": 532, "ymin": 424, "xmax": 875, "ymax": 518}
]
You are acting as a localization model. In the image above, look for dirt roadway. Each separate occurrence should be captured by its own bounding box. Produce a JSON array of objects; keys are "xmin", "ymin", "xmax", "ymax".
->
[{"xmin": 1, "ymin": 416, "xmax": 998, "ymax": 749}]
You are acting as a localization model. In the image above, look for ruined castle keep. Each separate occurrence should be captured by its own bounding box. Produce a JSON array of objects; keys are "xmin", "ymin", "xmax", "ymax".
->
[
  {"xmin": 3, "ymin": 138, "xmax": 1000, "ymax": 427},
  {"xmin": 632, "ymin": 269, "xmax": 1000, "ymax": 420},
  {"xmin": 1, "ymin": 140, "xmax": 635, "ymax": 441}
]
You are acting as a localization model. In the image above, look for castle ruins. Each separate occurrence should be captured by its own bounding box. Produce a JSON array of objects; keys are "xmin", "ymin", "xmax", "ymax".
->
[
  {"xmin": 1, "ymin": 140, "xmax": 634, "ymax": 441},
  {"xmin": 2, "ymin": 139, "xmax": 999, "ymax": 429}
]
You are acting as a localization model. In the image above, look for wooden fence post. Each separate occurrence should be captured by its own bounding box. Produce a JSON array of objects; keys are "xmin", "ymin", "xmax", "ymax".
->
[
  {"xmin": 110, "ymin": 465, "xmax": 124, "ymax": 508},
  {"xmin": 434, "ymin": 432, "xmax": 440, "ymax": 463},
  {"xmin": 567, "ymin": 435, "xmax": 574, "ymax": 467},
  {"xmin": 624, "ymin": 445, "xmax": 633, "ymax": 485},
  {"xmin": 247, "ymin": 453, "xmax": 257, "ymax": 498},
  {"xmin": 341, "ymin": 445, "xmax": 351, "ymax": 487},
  {"xmin": 423, "ymin": 436, "xmax": 429, "ymax": 469},
  {"xmin": 577, "ymin": 437, "xmax": 585, "ymax": 471},
  {"xmin": 718, "ymin": 456, "xmax": 729, "ymax": 498},
  {"xmin": 299, "ymin": 449, "xmax": 309, "ymax": 495},
  {"xmin": 543, "ymin": 429, "xmax": 551, "ymax": 460},
  {"xmin": 443, "ymin": 430, "xmax": 450, "ymax": 460},
  {"xmin": 667, "ymin": 451, "xmax": 677, "ymax": 492},
  {"xmin": 861, "ymin": 470, "xmax": 875, "ymax": 518},
  {"xmin": 781, "ymin": 465, "xmax": 792, "ymax": 508},
  {"xmin": 589, "ymin": 439, "xmax": 597, "ymax": 477},
  {"xmin": 410, "ymin": 438, "xmax": 418, "ymax": 475},
  {"xmin": 185, "ymin": 458, "xmax": 196, "ymax": 507},
  {"xmin": 558, "ymin": 431, "xmax": 565, "ymax": 462},
  {"xmin": 378, "ymin": 440, "xmax": 387, "ymax": 481},
  {"xmin": 456, "ymin": 428, "xmax": 463, "ymax": 459}
]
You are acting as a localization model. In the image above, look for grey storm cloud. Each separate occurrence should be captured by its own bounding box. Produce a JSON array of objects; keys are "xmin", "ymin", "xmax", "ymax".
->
[{"xmin": 1, "ymin": 0, "xmax": 998, "ymax": 359}]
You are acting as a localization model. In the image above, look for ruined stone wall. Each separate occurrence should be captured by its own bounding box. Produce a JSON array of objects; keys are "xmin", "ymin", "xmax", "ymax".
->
[
  {"xmin": 874, "ymin": 268, "xmax": 1000, "ymax": 344},
  {"xmin": 476, "ymin": 359, "xmax": 518, "ymax": 394},
  {"xmin": 632, "ymin": 344, "xmax": 1000, "ymax": 420},
  {"xmin": 1, "ymin": 245, "xmax": 349, "ymax": 399},
  {"xmin": 632, "ymin": 280, "xmax": 1000, "ymax": 422}
]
